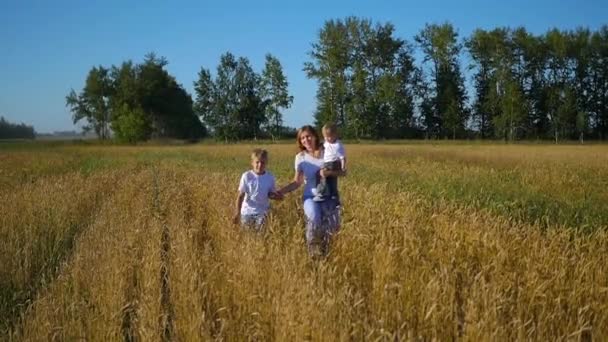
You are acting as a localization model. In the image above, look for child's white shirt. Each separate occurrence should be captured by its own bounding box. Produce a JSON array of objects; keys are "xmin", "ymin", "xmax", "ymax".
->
[
  {"xmin": 238, "ymin": 170, "xmax": 276, "ymax": 216},
  {"xmin": 323, "ymin": 140, "xmax": 346, "ymax": 163}
]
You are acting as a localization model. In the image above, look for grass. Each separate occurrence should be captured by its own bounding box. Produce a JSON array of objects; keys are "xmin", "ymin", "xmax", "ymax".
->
[{"xmin": 1, "ymin": 142, "xmax": 607, "ymax": 340}]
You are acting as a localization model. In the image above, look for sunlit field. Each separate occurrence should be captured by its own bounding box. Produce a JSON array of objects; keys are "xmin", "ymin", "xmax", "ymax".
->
[{"xmin": 1, "ymin": 141, "xmax": 608, "ymax": 340}]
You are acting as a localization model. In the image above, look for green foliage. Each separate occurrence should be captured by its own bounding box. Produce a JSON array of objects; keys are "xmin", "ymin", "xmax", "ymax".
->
[
  {"xmin": 194, "ymin": 52, "xmax": 292, "ymax": 141},
  {"xmin": 64, "ymin": 22, "xmax": 608, "ymax": 142},
  {"xmin": 416, "ymin": 22, "xmax": 468, "ymax": 139},
  {"xmin": 112, "ymin": 105, "xmax": 150, "ymax": 143},
  {"xmin": 493, "ymin": 78, "xmax": 527, "ymax": 141},
  {"xmin": 67, "ymin": 54, "xmax": 206, "ymax": 143},
  {"xmin": 261, "ymin": 54, "xmax": 293, "ymax": 140},
  {"xmin": 66, "ymin": 66, "xmax": 112, "ymax": 139},
  {"xmin": 305, "ymin": 17, "xmax": 419, "ymax": 139},
  {"xmin": 467, "ymin": 25, "xmax": 608, "ymax": 141}
]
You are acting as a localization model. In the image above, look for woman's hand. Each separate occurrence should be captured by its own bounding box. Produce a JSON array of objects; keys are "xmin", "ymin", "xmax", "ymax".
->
[
  {"xmin": 320, "ymin": 168, "xmax": 346, "ymax": 178},
  {"xmin": 319, "ymin": 168, "xmax": 329, "ymax": 178}
]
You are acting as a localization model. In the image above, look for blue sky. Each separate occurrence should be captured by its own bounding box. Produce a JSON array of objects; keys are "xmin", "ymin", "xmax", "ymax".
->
[{"xmin": 1, "ymin": 0, "xmax": 606, "ymax": 133}]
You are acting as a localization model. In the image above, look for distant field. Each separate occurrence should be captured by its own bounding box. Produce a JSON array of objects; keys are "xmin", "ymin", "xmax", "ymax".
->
[{"xmin": 1, "ymin": 142, "xmax": 607, "ymax": 340}]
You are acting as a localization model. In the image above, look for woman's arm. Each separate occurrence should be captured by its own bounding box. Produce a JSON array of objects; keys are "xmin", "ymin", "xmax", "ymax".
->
[{"xmin": 277, "ymin": 171, "xmax": 304, "ymax": 194}]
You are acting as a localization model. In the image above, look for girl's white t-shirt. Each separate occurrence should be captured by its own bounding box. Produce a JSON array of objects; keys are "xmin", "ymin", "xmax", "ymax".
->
[
  {"xmin": 294, "ymin": 151, "xmax": 324, "ymax": 199},
  {"xmin": 238, "ymin": 170, "xmax": 276, "ymax": 215}
]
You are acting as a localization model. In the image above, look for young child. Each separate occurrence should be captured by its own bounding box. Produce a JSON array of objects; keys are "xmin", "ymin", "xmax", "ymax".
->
[
  {"xmin": 233, "ymin": 148, "xmax": 282, "ymax": 230},
  {"xmin": 313, "ymin": 123, "xmax": 346, "ymax": 202}
]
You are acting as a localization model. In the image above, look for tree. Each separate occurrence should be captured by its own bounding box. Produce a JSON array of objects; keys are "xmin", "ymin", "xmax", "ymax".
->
[
  {"xmin": 260, "ymin": 54, "xmax": 293, "ymax": 140},
  {"xmin": 588, "ymin": 26, "xmax": 608, "ymax": 139},
  {"xmin": 136, "ymin": 53, "xmax": 205, "ymax": 140},
  {"xmin": 235, "ymin": 57, "xmax": 266, "ymax": 139},
  {"xmin": 569, "ymin": 28, "xmax": 592, "ymax": 141},
  {"xmin": 211, "ymin": 52, "xmax": 239, "ymax": 140},
  {"xmin": 66, "ymin": 66, "xmax": 112, "ymax": 139},
  {"xmin": 109, "ymin": 61, "xmax": 153, "ymax": 141},
  {"xmin": 193, "ymin": 67, "xmax": 215, "ymax": 134},
  {"xmin": 544, "ymin": 29, "xmax": 575, "ymax": 141},
  {"xmin": 195, "ymin": 52, "xmax": 271, "ymax": 141},
  {"xmin": 515, "ymin": 29, "xmax": 550, "ymax": 139},
  {"xmin": 416, "ymin": 79, "xmax": 438, "ymax": 138},
  {"xmin": 466, "ymin": 28, "xmax": 510, "ymax": 138},
  {"xmin": 576, "ymin": 110, "xmax": 590, "ymax": 143},
  {"xmin": 365, "ymin": 22, "xmax": 412, "ymax": 138},
  {"xmin": 547, "ymin": 86, "xmax": 577, "ymax": 143},
  {"xmin": 415, "ymin": 23, "xmax": 468, "ymax": 139},
  {"xmin": 388, "ymin": 47, "xmax": 418, "ymax": 138},
  {"xmin": 304, "ymin": 18, "xmax": 351, "ymax": 129},
  {"xmin": 493, "ymin": 78, "xmax": 527, "ymax": 141},
  {"xmin": 344, "ymin": 60, "xmax": 368, "ymax": 139}
]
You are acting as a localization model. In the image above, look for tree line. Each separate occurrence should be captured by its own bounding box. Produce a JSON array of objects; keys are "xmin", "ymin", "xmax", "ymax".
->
[
  {"xmin": 0, "ymin": 117, "xmax": 35, "ymax": 139},
  {"xmin": 67, "ymin": 18, "xmax": 608, "ymax": 142},
  {"xmin": 308, "ymin": 18, "xmax": 608, "ymax": 141},
  {"xmin": 67, "ymin": 52, "xmax": 292, "ymax": 142}
]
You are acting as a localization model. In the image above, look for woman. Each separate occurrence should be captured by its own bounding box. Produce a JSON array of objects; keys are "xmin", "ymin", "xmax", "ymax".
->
[{"xmin": 278, "ymin": 125, "xmax": 345, "ymax": 256}]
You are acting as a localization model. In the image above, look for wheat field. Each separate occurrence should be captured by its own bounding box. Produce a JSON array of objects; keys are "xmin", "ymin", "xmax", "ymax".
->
[{"xmin": 1, "ymin": 142, "xmax": 607, "ymax": 341}]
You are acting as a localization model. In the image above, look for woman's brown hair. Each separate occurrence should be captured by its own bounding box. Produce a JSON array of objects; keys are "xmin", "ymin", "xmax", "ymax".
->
[{"xmin": 296, "ymin": 125, "xmax": 322, "ymax": 152}]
